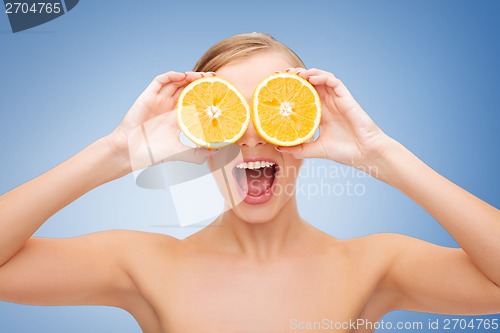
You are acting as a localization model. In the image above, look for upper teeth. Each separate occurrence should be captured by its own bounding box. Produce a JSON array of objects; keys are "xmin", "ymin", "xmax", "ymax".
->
[{"xmin": 236, "ymin": 161, "xmax": 276, "ymax": 169}]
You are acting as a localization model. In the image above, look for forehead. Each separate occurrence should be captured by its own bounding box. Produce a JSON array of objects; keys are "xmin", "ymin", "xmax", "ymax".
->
[{"xmin": 215, "ymin": 52, "xmax": 294, "ymax": 100}]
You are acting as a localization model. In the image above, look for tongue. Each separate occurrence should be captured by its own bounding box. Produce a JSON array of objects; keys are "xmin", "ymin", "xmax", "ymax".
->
[{"xmin": 244, "ymin": 167, "xmax": 274, "ymax": 197}]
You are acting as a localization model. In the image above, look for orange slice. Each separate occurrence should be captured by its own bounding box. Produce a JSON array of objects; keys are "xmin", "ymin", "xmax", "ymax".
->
[
  {"xmin": 252, "ymin": 73, "xmax": 321, "ymax": 146},
  {"xmin": 177, "ymin": 77, "xmax": 250, "ymax": 148}
]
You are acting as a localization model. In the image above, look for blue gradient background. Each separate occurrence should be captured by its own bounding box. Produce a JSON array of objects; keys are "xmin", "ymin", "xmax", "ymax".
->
[{"xmin": 1, "ymin": 0, "xmax": 499, "ymax": 332}]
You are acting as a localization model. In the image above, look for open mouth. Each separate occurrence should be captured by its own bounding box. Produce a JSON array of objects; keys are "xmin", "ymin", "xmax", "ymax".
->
[{"xmin": 232, "ymin": 160, "xmax": 278, "ymax": 204}]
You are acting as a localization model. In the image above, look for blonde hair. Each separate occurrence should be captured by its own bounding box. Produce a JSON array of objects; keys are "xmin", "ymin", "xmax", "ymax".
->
[{"xmin": 193, "ymin": 32, "xmax": 305, "ymax": 72}]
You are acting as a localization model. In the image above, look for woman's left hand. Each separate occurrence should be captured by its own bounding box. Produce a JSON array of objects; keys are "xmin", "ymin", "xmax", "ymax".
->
[{"xmin": 278, "ymin": 68, "xmax": 392, "ymax": 172}]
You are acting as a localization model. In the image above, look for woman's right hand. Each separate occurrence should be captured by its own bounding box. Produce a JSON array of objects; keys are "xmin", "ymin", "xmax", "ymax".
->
[{"xmin": 106, "ymin": 71, "xmax": 216, "ymax": 174}]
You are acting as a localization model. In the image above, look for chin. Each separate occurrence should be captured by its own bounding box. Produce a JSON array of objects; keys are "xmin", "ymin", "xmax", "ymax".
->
[{"xmin": 228, "ymin": 193, "xmax": 294, "ymax": 224}]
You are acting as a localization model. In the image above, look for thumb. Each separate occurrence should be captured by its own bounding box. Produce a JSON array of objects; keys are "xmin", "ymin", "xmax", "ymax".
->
[{"xmin": 276, "ymin": 141, "xmax": 326, "ymax": 160}]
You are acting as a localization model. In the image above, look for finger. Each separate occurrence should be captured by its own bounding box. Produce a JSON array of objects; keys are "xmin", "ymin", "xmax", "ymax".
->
[
  {"xmin": 160, "ymin": 71, "xmax": 216, "ymax": 98},
  {"xmin": 322, "ymin": 75, "xmax": 352, "ymax": 99},
  {"xmin": 321, "ymin": 82, "xmax": 373, "ymax": 128},
  {"xmin": 285, "ymin": 67, "xmax": 306, "ymax": 75},
  {"xmin": 184, "ymin": 71, "xmax": 202, "ymax": 80},
  {"xmin": 151, "ymin": 73, "xmax": 191, "ymax": 99},
  {"xmin": 170, "ymin": 86, "xmax": 184, "ymax": 105},
  {"xmin": 307, "ymin": 72, "xmax": 336, "ymax": 87},
  {"xmin": 160, "ymin": 72, "xmax": 213, "ymax": 108},
  {"xmin": 296, "ymin": 67, "xmax": 324, "ymax": 80},
  {"xmin": 307, "ymin": 74, "xmax": 345, "ymax": 113},
  {"xmin": 160, "ymin": 71, "xmax": 215, "ymax": 98},
  {"xmin": 159, "ymin": 79, "xmax": 191, "ymax": 99},
  {"xmin": 185, "ymin": 71, "xmax": 215, "ymax": 83},
  {"xmin": 146, "ymin": 71, "xmax": 187, "ymax": 94},
  {"xmin": 305, "ymin": 68, "xmax": 332, "ymax": 76},
  {"xmin": 275, "ymin": 141, "xmax": 328, "ymax": 160}
]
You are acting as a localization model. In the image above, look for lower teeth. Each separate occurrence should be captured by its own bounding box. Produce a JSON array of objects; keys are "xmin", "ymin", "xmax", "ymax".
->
[{"xmin": 242, "ymin": 188, "xmax": 271, "ymax": 196}]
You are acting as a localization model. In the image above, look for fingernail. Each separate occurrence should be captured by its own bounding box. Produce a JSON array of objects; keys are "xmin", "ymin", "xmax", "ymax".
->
[{"xmin": 285, "ymin": 68, "xmax": 292, "ymax": 72}]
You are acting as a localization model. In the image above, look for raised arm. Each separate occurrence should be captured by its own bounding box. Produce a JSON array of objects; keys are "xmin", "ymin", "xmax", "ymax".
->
[
  {"xmin": 280, "ymin": 68, "xmax": 500, "ymax": 313},
  {"xmin": 379, "ymin": 138, "xmax": 500, "ymax": 284},
  {"xmin": 0, "ymin": 138, "xmax": 124, "ymax": 267},
  {"xmin": 0, "ymin": 71, "xmax": 212, "ymax": 307}
]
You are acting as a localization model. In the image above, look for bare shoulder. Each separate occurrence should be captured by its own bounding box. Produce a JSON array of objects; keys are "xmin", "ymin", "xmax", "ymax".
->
[
  {"xmin": 349, "ymin": 232, "xmax": 442, "ymax": 262},
  {"xmin": 69, "ymin": 229, "xmax": 183, "ymax": 280},
  {"xmin": 341, "ymin": 232, "xmax": 419, "ymax": 254},
  {"xmin": 331, "ymin": 233, "xmax": 423, "ymax": 274},
  {"xmin": 107, "ymin": 229, "xmax": 182, "ymax": 260},
  {"xmin": 110, "ymin": 229, "xmax": 180, "ymax": 246}
]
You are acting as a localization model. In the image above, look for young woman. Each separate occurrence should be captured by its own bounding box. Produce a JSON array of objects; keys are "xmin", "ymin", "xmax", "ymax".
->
[{"xmin": 0, "ymin": 33, "xmax": 499, "ymax": 333}]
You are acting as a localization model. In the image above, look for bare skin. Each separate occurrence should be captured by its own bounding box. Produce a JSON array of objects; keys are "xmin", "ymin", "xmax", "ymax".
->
[{"xmin": 0, "ymin": 52, "xmax": 499, "ymax": 333}]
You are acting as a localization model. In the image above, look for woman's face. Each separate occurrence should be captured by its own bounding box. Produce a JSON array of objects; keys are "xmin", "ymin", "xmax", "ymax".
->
[{"xmin": 209, "ymin": 51, "xmax": 303, "ymax": 224}]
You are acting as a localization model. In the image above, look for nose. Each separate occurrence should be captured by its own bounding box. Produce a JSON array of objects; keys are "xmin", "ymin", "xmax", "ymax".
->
[{"xmin": 237, "ymin": 121, "xmax": 266, "ymax": 148}]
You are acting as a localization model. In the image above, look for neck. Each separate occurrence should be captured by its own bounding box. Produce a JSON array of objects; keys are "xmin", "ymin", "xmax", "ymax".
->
[{"xmin": 212, "ymin": 196, "xmax": 310, "ymax": 260}]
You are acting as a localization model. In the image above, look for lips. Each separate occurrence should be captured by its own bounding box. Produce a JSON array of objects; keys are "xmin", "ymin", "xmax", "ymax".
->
[{"xmin": 232, "ymin": 158, "xmax": 279, "ymax": 205}]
